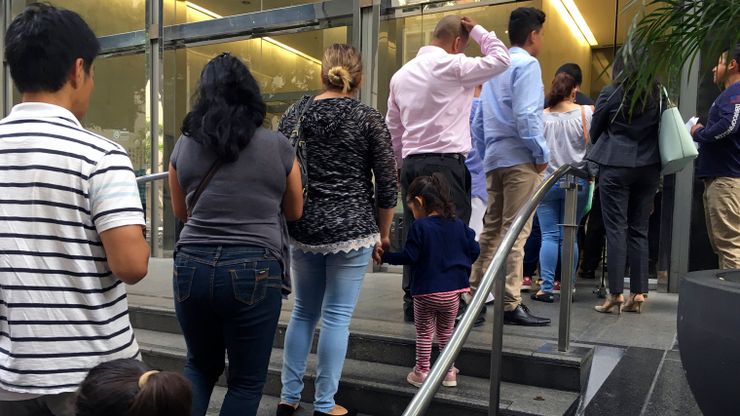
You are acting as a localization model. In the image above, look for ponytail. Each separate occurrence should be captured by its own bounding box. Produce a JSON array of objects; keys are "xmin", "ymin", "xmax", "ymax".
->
[
  {"xmin": 407, "ymin": 173, "xmax": 456, "ymax": 219},
  {"xmin": 546, "ymin": 72, "xmax": 577, "ymax": 109},
  {"xmin": 76, "ymin": 359, "xmax": 192, "ymax": 416}
]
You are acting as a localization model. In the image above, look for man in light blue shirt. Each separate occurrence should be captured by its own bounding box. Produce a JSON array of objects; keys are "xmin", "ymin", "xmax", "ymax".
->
[{"xmin": 466, "ymin": 7, "xmax": 551, "ymax": 326}]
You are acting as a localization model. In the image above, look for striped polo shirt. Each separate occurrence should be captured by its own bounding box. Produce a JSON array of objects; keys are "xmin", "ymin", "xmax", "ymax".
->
[{"xmin": 0, "ymin": 102, "xmax": 145, "ymax": 398}]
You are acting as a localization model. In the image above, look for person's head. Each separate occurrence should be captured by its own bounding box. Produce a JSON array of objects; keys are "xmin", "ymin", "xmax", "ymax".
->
[
  {"xmin": 406, "ymin": 173, "xmax": 456, "ymax": 220},
  {"xmin": 713, "ymin": 45, "xmax": 740, "ymax": 88},
  {"xmin": 431, "ymin": 15, "xmax": 470, "ymax": 54},
  {"xmin": 181, "ymin": 53, "xmax": 266, "ymax": 163},
  {"xmin": 75, "ymin": 359, "xmax": 192, "ymax": 416},
  {"xmin": 508, "ymin": 7, "xmax": 546, "ymax": 57},
  {"xmin": 546, "ymin": 72, "xmax": 578, "ymax": 108},
  {"xmin": 555, "ymin": 63, "xmax": 583, "ymax": 87},
  {"xmin": 4, "ymin": 3, "xmax": 100, "ymax": 119},
  {"xmin": 322, "ymin": 44, "xmax": 362, "ymax": 94}
]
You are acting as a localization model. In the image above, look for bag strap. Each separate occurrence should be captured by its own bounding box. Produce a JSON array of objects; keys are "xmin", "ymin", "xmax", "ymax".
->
[
  {"xmin": 580, "ymin": 105, "xmax": 590, "ymax": 144},
  {"xmin": 290, "ymin": 95, "xmax": 314, "ymax": 144},
  {"xmin": 186, "ymin": 158, "xmax": 222, "ymax": 218}
]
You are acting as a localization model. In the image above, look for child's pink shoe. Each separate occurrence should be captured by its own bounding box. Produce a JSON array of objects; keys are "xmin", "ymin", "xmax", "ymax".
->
[
  {"xmin": 442, "ymin": 367, "xmax": 459, "ymax": 387},
  {"xmin": 406, "ymin": 368, "xmax": 428, "ymax": 387}
]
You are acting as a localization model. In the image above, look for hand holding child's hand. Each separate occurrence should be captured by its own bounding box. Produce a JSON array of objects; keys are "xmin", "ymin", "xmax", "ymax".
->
[{"xmin": 373, "ymin": 242, "xmax": 385, "ymax": 264}]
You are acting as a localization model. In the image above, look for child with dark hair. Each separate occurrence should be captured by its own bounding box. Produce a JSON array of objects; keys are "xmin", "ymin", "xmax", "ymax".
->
[
  {"xmin": 75, "ymin": 359, "xmax": 192, "ymax": 416},
  {"xmin": 374, "ymin": 174, "xmax": 479, "ymax": 388}
]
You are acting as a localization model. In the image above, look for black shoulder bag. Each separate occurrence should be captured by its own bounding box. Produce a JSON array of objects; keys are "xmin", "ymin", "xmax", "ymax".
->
[
  {"xmin": 288, "ymin": 96, "xmax": 314, "ymax": 202},
  {"xmin": 186, "ymin": 158, "xmax": 222, "ymax": 218}
]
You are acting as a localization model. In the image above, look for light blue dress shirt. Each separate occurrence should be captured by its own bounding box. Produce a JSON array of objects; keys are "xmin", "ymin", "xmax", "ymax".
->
[
  {"xmin": 472, "ymin": 47, "xmax": 549, "ymax": 174},
  {"xmin": 465, "ymin": 98, "xmax": 488, "ymax": 202}
]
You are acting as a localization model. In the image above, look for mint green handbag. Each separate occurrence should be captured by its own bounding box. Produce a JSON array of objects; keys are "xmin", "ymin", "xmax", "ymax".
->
[{"xmin": 659, "ymin": 87, "xmax": 698, "ymax": 175}]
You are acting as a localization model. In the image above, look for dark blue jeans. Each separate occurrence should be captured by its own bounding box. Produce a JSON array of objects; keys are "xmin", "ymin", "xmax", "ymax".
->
[{"xmin": 173, "ymin": 245, "xmax": 283, "ymax": 416}]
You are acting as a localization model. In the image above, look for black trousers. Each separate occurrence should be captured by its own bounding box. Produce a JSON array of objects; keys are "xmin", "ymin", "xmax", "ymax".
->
[
  {"xmin": 599, "ymin": 164, "xmax": 660, "ymax": 295},
  {"xmin": 400, "ymin": 154, "xmax": 471, "ymax": 315}
]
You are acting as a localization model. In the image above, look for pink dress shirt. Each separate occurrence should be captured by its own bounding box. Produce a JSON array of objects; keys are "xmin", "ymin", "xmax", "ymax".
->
[{"xmin": 385, "ymin": 25, "xmax": 511, "ymax": 166}]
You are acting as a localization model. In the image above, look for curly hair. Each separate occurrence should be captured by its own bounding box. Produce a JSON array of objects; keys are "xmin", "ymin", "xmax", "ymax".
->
[{"xmin": 181, "ymin": 53, "xmax": 266, "ymax": 163}]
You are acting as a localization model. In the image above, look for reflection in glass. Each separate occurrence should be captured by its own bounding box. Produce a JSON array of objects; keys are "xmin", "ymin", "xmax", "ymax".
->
[{"xmin": 15, "ymin": 0, "xmax": 145, "ymax": 36}]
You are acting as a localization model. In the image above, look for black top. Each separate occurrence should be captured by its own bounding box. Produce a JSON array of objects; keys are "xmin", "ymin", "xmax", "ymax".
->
[
  {"xmin": 278, "ymin": 96, "xmax": 398, "ymax": 250},
  {"xmin": 575, "ymin": 91, "xmax": 595, "ymax": 106},
  {"xmin": 692, "ymin": 81, "xmax": 740, "ymax": 178},
  {"xmin": 587, "ymin": 84, "xmax": 662, "ymax": 168},
  {"xmin": 382, "ymin": 216, "xmax": 479, "ymax": 297}
]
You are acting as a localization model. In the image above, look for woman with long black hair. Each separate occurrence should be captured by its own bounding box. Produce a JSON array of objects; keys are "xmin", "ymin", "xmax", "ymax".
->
[
  {"xmin": 168, "ymin": 53, "xmax": 303, "ymax": 416},
  {"xmin": 588, "ymin": 53, "xmax": 662, "ymax": 315}
]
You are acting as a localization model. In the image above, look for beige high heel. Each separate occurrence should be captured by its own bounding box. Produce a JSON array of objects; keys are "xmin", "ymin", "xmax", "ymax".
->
[
  {"xmin": 594, "ymin": 294, "xmax": 624, "ymax": 314},
  {"xmin": 622, "ymin": 293, "xmax": 645, "ymax": 313}
]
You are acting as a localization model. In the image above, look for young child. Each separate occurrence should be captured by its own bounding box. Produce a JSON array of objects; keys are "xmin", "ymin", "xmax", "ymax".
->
[
  {"xmin": 375, "ymin": 174, "xmax": 480, "ymax": 388},
  {"xmin": 75, "ymin": 359, "xmax": 192, "ymax": 416}
]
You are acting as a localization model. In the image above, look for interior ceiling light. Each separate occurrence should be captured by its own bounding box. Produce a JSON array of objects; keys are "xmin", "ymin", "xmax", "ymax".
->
[
  {"xmin": 556, "ymin": 0, "xmax": 598, "ymax": 46},
  {"xmin": 184, "ymin": 1, "xmax": 321, "ymax": 65}
]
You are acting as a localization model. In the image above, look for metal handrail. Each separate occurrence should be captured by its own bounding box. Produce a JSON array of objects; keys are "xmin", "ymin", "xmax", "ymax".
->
[
  {"xmin": 402, "ymin": 163, "xmax": 587, "ymax": 416},
  {"xmin": 136, "ymin": 171, "xmax": 169, "ymax": 184}
]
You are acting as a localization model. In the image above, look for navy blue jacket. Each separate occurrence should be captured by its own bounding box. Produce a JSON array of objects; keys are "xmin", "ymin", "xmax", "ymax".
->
[
  {"xmin": 382, "ymin": 216, "xmax": 479, "ymax": 296},
  {"xmin": 693, "ymin": 81, "xmax": 740, "ymax": 178}
]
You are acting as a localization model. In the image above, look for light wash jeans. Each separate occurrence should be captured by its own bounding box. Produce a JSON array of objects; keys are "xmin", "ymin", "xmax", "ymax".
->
[
  {"xmin": 536, "ymin": 178, "xmax": 589, "ymax": 294},
  {"xmin": 280, "ymin": 246, "xmax": 372, "ymax": 412}
]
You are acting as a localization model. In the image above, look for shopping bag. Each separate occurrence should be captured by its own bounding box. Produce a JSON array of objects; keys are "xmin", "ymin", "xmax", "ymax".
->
[{"xmin": 659, "ymin": 87, "xmax": 698, "ymax": 175}]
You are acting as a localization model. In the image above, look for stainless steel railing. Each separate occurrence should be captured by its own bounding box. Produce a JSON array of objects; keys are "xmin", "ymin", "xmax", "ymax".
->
[
  {"xmin": 136, "ymin": 171, "xmax": 168, "ymax": 184},
  {"xmin": 402, "ymin": 164, "xmax": 587, "ymax": 416}
]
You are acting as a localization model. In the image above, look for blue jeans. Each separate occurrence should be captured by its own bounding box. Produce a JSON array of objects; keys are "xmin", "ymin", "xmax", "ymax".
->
[
  {"xmin": 174, "ymin": 245, "xmax": 283, "ymax": 416},
  {"xmin": 536, "ymin": 179, "xmax": 589, "ymax": 294},
  {"xmin": 280, "ymin": 246, "xmax": 372, "ymax": 412}
]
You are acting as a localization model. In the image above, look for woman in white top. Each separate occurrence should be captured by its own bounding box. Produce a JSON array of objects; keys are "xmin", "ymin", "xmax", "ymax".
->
[{"xmin": 531, "ymin": 73, "xmax": 592, "ymax": 303}]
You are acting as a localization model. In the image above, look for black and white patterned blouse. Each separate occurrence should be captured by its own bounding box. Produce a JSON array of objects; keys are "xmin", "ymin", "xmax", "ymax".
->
[{"xmin": 278, "ymin": 95, "xmax": 398, "ymax": 254}]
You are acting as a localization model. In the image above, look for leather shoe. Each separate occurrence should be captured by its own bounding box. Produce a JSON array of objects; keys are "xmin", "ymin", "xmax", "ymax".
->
[
  {"xmin": 455, "ymin": 301, "xmax": 486, "ymax": 327},
  {"xmin": 503, "ymin": 304, "xmax": 550, "ymax": 326}
]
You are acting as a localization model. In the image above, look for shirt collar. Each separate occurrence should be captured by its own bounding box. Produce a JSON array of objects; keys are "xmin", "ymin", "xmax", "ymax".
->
[
  {"xmin": 8, "ymin": 102, "xmax": 82, "ymax": 127},
  {"xmin": 509, "ymin": 46, "xmax": 531, "ymax": 57},
  {"xmin": 417, "ymin": 45, "xmax": 448, "ymax": 57}
]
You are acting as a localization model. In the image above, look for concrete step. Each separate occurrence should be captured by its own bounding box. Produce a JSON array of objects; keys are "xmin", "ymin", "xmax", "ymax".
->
[
  {"xmin": 137, "ymin": 329, "xmax": 580, "ymax": 416},
  {"xmin": 208, "ymin": 389, "xmax": 371, "ymax": 416},
  {"xmin": 129, "ymin": 304, "xmax": 593, "ymax": 393}
]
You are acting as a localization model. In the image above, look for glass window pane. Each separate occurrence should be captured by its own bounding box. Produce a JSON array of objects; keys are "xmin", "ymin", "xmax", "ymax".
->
[
  {"xmin": 13, "ymin": 0, "xmax": 145, "ymax": 36},
  {"xmin": 164, "ymin": 0, "xmax": 325, "ymax": 25}
]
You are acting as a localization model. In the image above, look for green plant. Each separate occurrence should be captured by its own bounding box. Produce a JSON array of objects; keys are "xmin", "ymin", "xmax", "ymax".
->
[{"xmin": 620, "ymin": 0, "xmax": 739, "ymax": 108}]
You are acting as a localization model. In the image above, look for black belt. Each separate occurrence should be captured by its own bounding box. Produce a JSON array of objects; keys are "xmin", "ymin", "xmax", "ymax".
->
[{"xmin": 405, "ymin": 153, "xmax": 464, "ymax": 161}]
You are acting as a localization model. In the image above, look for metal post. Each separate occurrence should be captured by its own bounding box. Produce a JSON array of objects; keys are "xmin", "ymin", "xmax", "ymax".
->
[
  {"xmin": 558, "ymin": 175, "xmax": 578, "ymax": 352},
  {"xmin": 489, "ymin": 263, "xmax": 507, "ymax": 416},
  {"xmin": 147, "ymin": 0, "xmax": 163, "ymax": 257}
]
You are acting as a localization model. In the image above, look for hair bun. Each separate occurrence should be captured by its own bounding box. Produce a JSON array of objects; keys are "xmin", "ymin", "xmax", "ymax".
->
[{"xmin": 327, "ymin": 65, "xmax": 352, "ymax": 92}]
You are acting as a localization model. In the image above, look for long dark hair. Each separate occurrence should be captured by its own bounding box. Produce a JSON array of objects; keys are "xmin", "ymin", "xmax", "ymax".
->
[
  {"xmin": 406, "ymin": 173, "xmax": 456, "ymax": 219},
  {"xmin": 181, "ymin": 53, "xmax": 266, "ymax": 163},
  {"xmin": 75, "ymin": 359, "xmax": 192, "ymax": 416},
  {"xmin": 546, "ymin": 72, "xmax": 577, "ymax": 108}
]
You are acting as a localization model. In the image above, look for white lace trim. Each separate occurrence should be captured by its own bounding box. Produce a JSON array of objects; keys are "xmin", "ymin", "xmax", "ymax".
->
[{"xmin": 292, "ymin": 234, "xmax": 380, "ymax": 255}]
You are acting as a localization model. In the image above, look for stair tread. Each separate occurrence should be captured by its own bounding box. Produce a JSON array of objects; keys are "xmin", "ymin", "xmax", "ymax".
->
[
  {"xmin": 137, "ymin": 328, "xmax": 579, "ymax": 416},
  {"xmin": 129, "ymin": 302, "xmax": 590, "ymax": 367},
  {"xmin": 209, "ymin": 389, "xmax": 371, "ymax": 416}
]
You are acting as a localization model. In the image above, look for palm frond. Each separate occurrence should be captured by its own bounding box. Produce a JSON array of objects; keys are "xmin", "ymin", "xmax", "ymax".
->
[{"xmin": 619, "ymin": 0, "xmax": 739, "ymax": 112}]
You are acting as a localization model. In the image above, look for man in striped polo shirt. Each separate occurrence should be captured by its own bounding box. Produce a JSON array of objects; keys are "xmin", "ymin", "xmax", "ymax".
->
[{"xmin": 0, "ymin": 4, "xmax": 150, "ymax": 415}]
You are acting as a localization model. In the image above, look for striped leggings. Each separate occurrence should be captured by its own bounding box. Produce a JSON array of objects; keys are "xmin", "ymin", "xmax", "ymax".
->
[{"xmin": 413, "ymin": 292, "xmax": 460, "ymax": 373}]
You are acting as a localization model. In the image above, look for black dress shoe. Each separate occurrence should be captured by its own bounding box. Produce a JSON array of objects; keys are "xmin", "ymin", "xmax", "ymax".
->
[
  {"xmin": 531, "ymin": 292, "xmax": 555, "ymax": 303},
  {"xmin": 276, "ymin": 403, "xmax": 298, "ymax": 416},
  {"xmin": 314, "ymin": 409, "xmax": 358, "ymax": 416},
  {"xmin": 455, "ymin": 301, "xmax": 485, "ymax": 327},
  {"xmin": 503, "ymin": 304, "xmax": 551, "ymax": 326}
]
